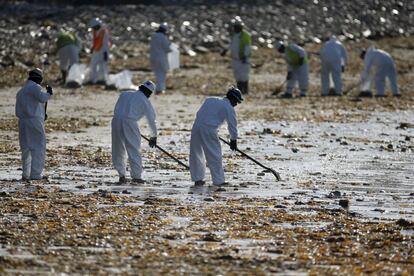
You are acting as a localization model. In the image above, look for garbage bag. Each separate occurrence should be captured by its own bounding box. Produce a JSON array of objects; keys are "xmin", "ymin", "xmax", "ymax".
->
[
  {"xmin": 107, "ymin": 70, "xmax": 134, "ymax": 90},
  {"xmin": 168, "ymin": 43, "xmax": 180, "ymax": 71},
  {"xmin": 66, "ymin": 63, "xmax": 89, "ymax": 87}
]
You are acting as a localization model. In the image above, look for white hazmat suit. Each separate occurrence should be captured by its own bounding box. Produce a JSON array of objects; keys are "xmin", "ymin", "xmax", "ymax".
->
[
  {"xmin": 230, "ymin": 32, "xmax": 251, "ymax": 82},
  {"xmin": 111, "ymin": 89, "xmax": 157, "ymax": 179},
  {"xmin": 15, "ymin": 80, "xmax": 51, "ymax": 180},
  {"xmin": 190, "ymin": 97, "xmax": 238, "ymax": 185},
  {"xmin": 150, "ymin": 32, "xmax": 171, "ymax": 92},
  {"xmin": 58, "ymin": 44, "xmax": 80, "ymax": 72},
  {"xmin": 361, "ymin": 47, "xmax": 400, "ymax": 96},
  {"xmin": 284, "ymin": 43, "xmax": 309, "ymax": 96},
  {"xmin": 90, "ymin": 25, "xmax": 111, "ymax": 84},
  {"xmin": 320, "ymin": 36, "xmax": 347, "ymax": 96}
]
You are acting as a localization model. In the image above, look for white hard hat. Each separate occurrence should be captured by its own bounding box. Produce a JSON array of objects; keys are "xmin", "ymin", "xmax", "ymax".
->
[
  {"xmin": 89, "ymin": 17, "xmax": 102, "ymax": 28},
  {"xmin": 159, "ymin": 22, "xmax": 168, "ymax": 31},
  {"xmin": 140, "ymin": 80, "xmax": 156, "ymax": 94},
  {"xmin": 275, "ymin": 40, "xmax": 284, "ymax": 50},
  {"xmin": 231, "ymin": 16, "xmax": 244, "ymax": 27}
]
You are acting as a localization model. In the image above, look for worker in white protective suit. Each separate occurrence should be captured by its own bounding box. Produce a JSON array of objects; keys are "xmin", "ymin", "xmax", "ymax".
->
[
  {"xmin": 359, "ymin": 47, "xmax": 400, "ymax": 97},
  {"xmin": 320, "ymin": 35, "xmax": 347, "ymax": 96},
  {"xmin": 56, "ymin": 29, "xmax": 81, "ymax": 84},
  {"xmin": 111, "ymin": 80, "xmax": 158, "ymax": 185},
  {"xmin": 150, "ymin": 22, "xmax": 171, "ymax": 94},
  {"xmin": 15, "ymin": 68, "xmax": 53, "ymax": 181},
  {"xmin": 276, "ymin": 41, "xmax": 309, "ymax": 98},
  {"xmin": 88, "ymin": 18, "xmax": 111, "ymax": 84},
  {"xmin": 189, "ymin": 87, "xmax": 243, "ymax": 187},
  {"xmin": 221, "ymin": 16, "xmax": 251, "ymax": 95}
]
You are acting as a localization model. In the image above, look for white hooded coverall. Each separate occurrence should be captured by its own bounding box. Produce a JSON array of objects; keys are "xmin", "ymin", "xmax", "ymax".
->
[
  {"xmin": 150, "ymin": 32, "xmax": 171, "ymax": 92},
  {"xmin": 320, "ymin": 36, "xmax": 347, "ymax": 95},
  {"xmin": 190, "ymin": 97, "xmax": 238, "ymax": 185},
  {"xmin": 15, "ymin": 80, "xmax": 51, "ymax": 180},
  {"xmin": 361, "ymin": 47, "xmax": 399, "ymax": 96},
  {"xmin": 59, "ymin": 44, "xmax": 80, "ymax": 72},
  {"xmin": 111, "ymin": 90, "xmax": 157, "ymax": 179},
  {"xmin": 90, "ymin": 25, "xmax": 110, "ymax": 84},
  {"xmin": 230, "ymin": 32, "xmax": 251, "ymax": 82},
  {"xmin": 285, "ymin": 44, "xmax": 309, "ymax": 96}
]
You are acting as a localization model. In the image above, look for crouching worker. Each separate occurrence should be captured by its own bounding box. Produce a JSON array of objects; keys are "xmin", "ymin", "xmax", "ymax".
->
[
  {"xmin": 111, "ymin": 80, "xmax": 158, "ymax": 185},
  {"xmin": 359, "ymin": 47, "xmax": 400, "ymax": 97},
  {"xmin": 190, "ymin": 87, "xmax": 243, "ymax": 187},
  {"xmin": 15, "ymin": 68, "xmax": 53, "ymax": 181}
]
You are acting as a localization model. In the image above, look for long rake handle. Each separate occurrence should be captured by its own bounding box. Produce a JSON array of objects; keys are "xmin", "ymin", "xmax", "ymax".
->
[
  {"xmin": 141, "ymin": 134, "xmax": 189, "ymax": 170},
  {"xmin": 219, "ymin": 137, "xmax": 280, "ymax": 180}
]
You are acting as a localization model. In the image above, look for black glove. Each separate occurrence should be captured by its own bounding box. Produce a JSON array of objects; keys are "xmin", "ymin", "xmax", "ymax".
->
[
  {"xmin": 220, "ymin": 49, "xmax": 227, "ymax": 57},
  {"xmin": 241, "ymin": 57, "xmax": 247, "ymax": 64},
  {"xmin": 46, "ymin": 85, "xmax": 53, "ymax": 95},
  {"xmin": 341, "ymin": 65, "xmax": 345, "ymax": 73},
  {"xmin": 286, "ymin": 71, "xmax": 292, "ymax": 80},
  {"xmin": 298, "ymin": 57, "xmax": 304, "ymax": 66},
  {"xmin": 149, "ymin": 137, "xmax": 157, "ymax": 148},
  {"xmin": 230, "ymin": 139, "xmax": 237, "ymax": 151},
  {"xmin": 103, "ymin": 51, "xmax": 108, "ymax": 62},
  {"xmin": 44, "ymin": 114, "xmax": 48, "ymax": 121}
]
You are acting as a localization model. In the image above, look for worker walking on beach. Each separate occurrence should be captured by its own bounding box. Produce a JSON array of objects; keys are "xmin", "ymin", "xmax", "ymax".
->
[
  {"xmin": 276, "ymin": 41, "xmax": 309, "ymax": 98},
  {"xmin": 359, "ymin": 47, "xmax": 400, "ymax": 97},
  {"xmin": 56, "ymin": 29, "xmax": 81, "ymax": 84},
  {"xmin": 88, "ymin": 18, "xmax": 111, "ymax": 85},
  {"xmin": 111, "ymin": 80, "xmax": 158, "ymax": 185},
  {"xmin": 189, "ymin": 87, "xmax": 243, "ymax": 187},
  {"xmin": 320, "ymin": 35, "xmax": 347, "ymax": 96},
  {"xmin": 15, "ymin": 68, "xmax": 53, "ymax": 181},
  {"xmin": 222, "ymin": 16, "xmax": 251, "ymax": 95},
  {"xmin": 150, "ymin": 22, "xmax": 172, "ymax": 94}
]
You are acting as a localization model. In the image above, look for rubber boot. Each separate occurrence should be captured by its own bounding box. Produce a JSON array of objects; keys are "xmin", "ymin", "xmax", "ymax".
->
[
  {"xmin": 61, "ymin": 70, "xmax": 67, "ymax": 85},
  {"xmin": 237, "ymin": 81, "xmax": 249, "ymax": 95},
  {"xmin": 236, "ymin": 81, "xmax": 243, "ymax": 94},
  {"xmin": 243, "ymin": 81, "xmax": 249, "ymax": 95}
]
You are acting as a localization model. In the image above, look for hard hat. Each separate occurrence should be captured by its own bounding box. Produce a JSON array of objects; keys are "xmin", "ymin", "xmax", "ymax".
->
[
  {"xmin": 89, "ymin": 17, "xmax": 102, "ymax": 28},
  {"xmin": 159, "ymin": 22, "xmax": 169, "ymax": 31},
  {"xmin": 231, "ymin": 16, "xmax": 244, "ymax": 27},
  {"xmin": 275, "ymin": 40, "xmax": 285, "ymax": 50},
  {"xmin": 28, "ymin": 68, "xmax": 43, "ymax": 78},
  {"xmin": 140, "ymin": 80, "xmax": 156, "ymax": 94},
  {"xmin": 226, "ymin": 87, "xmax": 243, "ymax": 103}
]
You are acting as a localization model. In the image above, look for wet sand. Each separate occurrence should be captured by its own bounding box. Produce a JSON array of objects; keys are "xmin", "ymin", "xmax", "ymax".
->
[{"xmin": 0, "ymin": 36, "xmax": 414, "ymax": 274}]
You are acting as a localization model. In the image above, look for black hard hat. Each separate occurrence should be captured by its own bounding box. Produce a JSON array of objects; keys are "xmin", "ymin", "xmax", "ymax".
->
[
  {"xmin": 227, "ymin": 87, "xmax": 243, "ymax": 103},
  {"xmin": 28, "ymin": 68, "xmax": 43, "ymax": 78}
]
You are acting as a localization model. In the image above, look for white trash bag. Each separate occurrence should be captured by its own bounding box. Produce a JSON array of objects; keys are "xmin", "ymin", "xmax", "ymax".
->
[
  {"xmin": 107, "ymin": 70, "xmax": 134, "ymax": 90},
  {"xmin": 168, "ymin": 43, "xmax": 180, "ymax": 71},
  {"xmin": 65, "ymin": 63, "xmax": 89, "ymax": 87}
]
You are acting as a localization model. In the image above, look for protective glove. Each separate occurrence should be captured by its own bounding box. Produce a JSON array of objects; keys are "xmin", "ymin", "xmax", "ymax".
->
[
  {"xmin": 103, "ymin": 51, "xmax": 108, "ymax": 62},
  {"xmin": 230, "ymin": 139, "xmax": 237, "ymax": 151},
  {"xmin": 149, "ymin": 137, "xmax": 157, "ymax": 148},
  {"xmin": 46, "ymin": 85, "xmax": 53, "ymax": 95},
  {"xmin": 341, "ymin": 65, "xmax": 345, "ymax": 73},
  {"xmin": 298, "ymin": 57, "xmax": 304, "ymax": 66},
  {"xmin": 286, "ymin": 71, "xmax": 292, "ymax": 81},
  {"xmin": 220, "ymin": 49, "xmax": 227, "ymax": 57},
  {"xmin": 241, "ymin": 57, "xmax": 247, "ymax": 64}
]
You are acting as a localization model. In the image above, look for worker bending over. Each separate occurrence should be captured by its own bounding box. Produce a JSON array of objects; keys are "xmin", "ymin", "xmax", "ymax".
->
[
  {"xmin": 111, "ymin": 80, "xmax": 158, "ymax": 184},
  {"xmin": 189, "ymin": 87, "xmax": 243, "ymax": 187}
]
